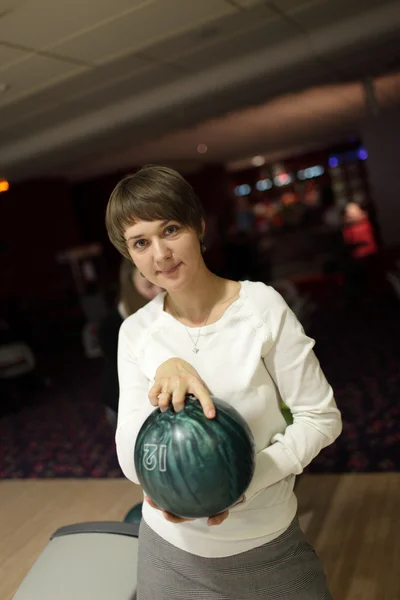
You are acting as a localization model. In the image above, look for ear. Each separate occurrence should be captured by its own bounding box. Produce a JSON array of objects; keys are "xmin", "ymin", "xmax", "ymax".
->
[{"xmin": 201, "ymin": 218, "xmax": 206, "ymax": 236}]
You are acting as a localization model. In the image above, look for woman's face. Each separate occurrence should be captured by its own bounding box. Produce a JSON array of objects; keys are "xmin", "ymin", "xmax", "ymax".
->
[
  {"xmin": 124, "ymin": 218, "xmax": 204, "ymax": 292},
  {"xmin": 132, "ymin": 268, "xmax": 162, "ymax": 300}
]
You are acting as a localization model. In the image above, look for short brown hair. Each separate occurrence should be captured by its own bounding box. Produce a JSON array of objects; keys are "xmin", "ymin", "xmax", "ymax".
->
[{"xmin": 105, "ymin": 165, "xmax": 205, "ymax": 258}]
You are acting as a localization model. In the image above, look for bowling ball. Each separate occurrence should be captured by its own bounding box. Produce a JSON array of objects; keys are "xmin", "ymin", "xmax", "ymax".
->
[
  {"xmin": 134, "ymin": 394, "xmax": 255, "ymax": 519},
  {"xmin": 281, "ymin": 401, "xmax": 293, "ymax": 426},
  {"xmin": 123, "ymin": 502, "xmax": 143, "ymax": 524}
]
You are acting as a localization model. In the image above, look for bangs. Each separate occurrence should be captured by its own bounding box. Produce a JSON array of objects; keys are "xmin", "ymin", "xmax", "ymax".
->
[{"xmin": 117, "ymin": 191, "xmax": 195, "ymax": 231}]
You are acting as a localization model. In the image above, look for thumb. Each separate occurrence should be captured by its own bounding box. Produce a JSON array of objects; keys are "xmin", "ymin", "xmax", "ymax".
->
[{"xmin": 144, "ymin": 496, "xmax": 161, "ymax": 510}]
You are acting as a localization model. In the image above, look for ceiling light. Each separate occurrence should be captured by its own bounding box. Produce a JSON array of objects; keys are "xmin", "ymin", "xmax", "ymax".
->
[
  {"xmin": 0, "ymin": 180, "xmax": 10, "ymax": 192},
  {"xmin": 251, "ymin": 156, "xmax": 265, "ymax": 167},
  {"xmin": 274, "ymin": 173, "xmax": 292, "ymax": 187},
  {"xmin": 197, "ymin": 143, "xmax": 208, "ymax": 154},
  {"xmin": 357, "ymin": 147, "xmax": 368, "ymax": 161},
  {"xmin": 256, "ymin": 179, "xmax": 272, "ymax": 191},
  {"xmin": 298, "ymin": 166, "xmax": 325, "ymax": 180},
  {"xmin": 329, "ymin": 157, "xmax": 339, "ymax": 168},
  {"xmin": 234, "ymin": 184, "xmax": 251, "ymax": 197}
]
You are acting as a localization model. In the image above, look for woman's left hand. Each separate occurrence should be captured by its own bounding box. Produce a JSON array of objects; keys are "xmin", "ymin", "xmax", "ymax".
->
[
  {"xmin": 207, "ymin": 496, "xmax": 245, "ymax": 526},
  {"xmin": 145, "ymin": 496, "xmax": 195, "ymax": 524},
  {"xmin": 145, "ymin": 495, "xmax": 244, "ymax": 526}
]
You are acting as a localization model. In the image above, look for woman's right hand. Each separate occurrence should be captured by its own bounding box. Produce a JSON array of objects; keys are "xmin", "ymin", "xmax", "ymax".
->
[
  {"xmin": 148, "ymin": 358, "xmax": 215, "ymax": 419},
  {"xmin": 144, "ymin": 495, "xmax": 244, "ymax": 527},
  {"xmin": 144, "ymin": 496, "xmax": 195, "ymax": 524}
]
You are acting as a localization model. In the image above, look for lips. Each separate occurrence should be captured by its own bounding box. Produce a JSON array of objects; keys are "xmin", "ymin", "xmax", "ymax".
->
[{"xmin": 158, "ymin": 262, "xmax": 181, "ymax": 275}]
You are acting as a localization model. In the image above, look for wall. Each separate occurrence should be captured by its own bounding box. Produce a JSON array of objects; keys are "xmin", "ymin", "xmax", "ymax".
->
[
  {"xmin": 362, "ymin": 106, "xmax": 400, "ymax": 248},
  {"xmin": 0, "ymin": 178, "xmax": 83, "ymax": 344}
]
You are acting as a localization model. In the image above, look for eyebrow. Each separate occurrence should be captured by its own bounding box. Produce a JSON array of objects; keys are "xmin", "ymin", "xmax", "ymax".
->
[{"xmin": 127, "ymin": 219, "xmax": 170, "ymax": 242}]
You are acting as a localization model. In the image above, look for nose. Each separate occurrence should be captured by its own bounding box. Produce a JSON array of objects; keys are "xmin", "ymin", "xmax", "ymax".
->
[{"xmin": 153, "ymin": 238, "xmax": 172, "ymax": 263}]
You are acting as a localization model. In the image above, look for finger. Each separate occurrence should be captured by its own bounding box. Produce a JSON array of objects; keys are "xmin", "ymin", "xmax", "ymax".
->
[
  {"xmin": 145, "ymin": 498, "xmax": 194, "ymax": 522},
  {"xmin": 163, "ymin": 511, "xmax": 195, "ymax": 523},
  {"xmin": 171, "ymin": 378, "xmax": 186, "ymax": 413},
  {"xmin": 144, "ymin": 496, "xmax": 161, "ymax": 510},
  {"xmin": 207, "ymin": 510, "xmax": 229, "ymax": 527},
  {"xmin": 148, "ymin": 381, "xmax": 163, "ymax": 405},
  {"xmin": 188, "ymin": 380, "xmax": 215, "ymax": 419},
  {"xmin": 158, "ymin": 391, "xmax": 172, "ymax": 412}
]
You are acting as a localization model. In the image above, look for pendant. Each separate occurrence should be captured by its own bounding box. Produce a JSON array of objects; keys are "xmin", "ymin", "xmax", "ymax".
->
[{"xmin": 193, "ymin": 348, "xmax": 199, "ymax": 354}]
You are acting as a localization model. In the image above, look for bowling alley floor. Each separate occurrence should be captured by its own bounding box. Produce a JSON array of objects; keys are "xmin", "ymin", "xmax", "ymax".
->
[{"xmin": 1, "ymin": 473, "xmax": 398, "ymax": 600}]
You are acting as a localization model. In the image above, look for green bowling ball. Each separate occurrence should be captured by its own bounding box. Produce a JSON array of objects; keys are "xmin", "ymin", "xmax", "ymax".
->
[
  {"xmin": 134, "ymin": 394, "xmax": 255, "ymax": 519},
  {"xmin": 123, "ymin": 501, "xmax": 143, "ymax": 524},
  {"xmin": 282, "ymin": 401, "xmax": 293, "ymax": 426}
]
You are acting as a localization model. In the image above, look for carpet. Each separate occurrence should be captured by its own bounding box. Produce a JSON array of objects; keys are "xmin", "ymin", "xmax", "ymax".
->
[
  {"xmin": 307, "ymin": 295, "xmax": 400, "ymax": 473},
  {"xmin": 1, "ymin": 295, "xmax": 399, "ymax": 478}
]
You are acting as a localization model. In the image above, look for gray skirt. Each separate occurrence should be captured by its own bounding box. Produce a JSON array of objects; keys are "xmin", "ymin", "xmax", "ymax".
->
[{"xmin": 137, "ymin": 517, "xmax": 332, "ymax": 600}]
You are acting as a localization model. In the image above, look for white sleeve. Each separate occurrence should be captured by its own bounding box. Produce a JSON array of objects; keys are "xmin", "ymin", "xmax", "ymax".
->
[
  {"xmin": 115, "ymin": 323, "xmax": 155, "ymax": 485},
  {"xmin": 245, "ymin": 290, "xmax": 342, "ymax": 501}
]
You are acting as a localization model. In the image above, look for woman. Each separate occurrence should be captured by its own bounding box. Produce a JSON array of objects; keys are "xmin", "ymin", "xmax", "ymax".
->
[
  {"xmin": 105, "ymin": 165, "xmax": 342, "ymax": 600},
  {"xmin": 98, "ymin": 258, "xmax": 161, "ymax": 423}
]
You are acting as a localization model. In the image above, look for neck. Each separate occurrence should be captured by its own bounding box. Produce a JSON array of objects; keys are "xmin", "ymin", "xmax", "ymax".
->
[{"xmin": 166, "ymin": 267, "xmax": 222, "ymax": 325}]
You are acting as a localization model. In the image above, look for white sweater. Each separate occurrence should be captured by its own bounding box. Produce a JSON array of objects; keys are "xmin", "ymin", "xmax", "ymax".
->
[{"xmin": 116, "ymin": 280, "xmax": 342, "ymax": 557}]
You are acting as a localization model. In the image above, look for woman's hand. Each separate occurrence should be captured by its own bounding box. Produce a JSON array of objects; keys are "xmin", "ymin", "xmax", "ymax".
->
[
  {"xmin": 144, "ymin": 496, "xmax": 195, "ymax": 524},
  {"xmin": 207, "ymin": 496, "xmax": 245, "ymax": 526},
  {"xmin": 145, "ymin": 495, "xmax": 245, "ymax": 526},
  {"xmin": 148, "ymin": 358, "xmax": 215, "ymax": 419}
]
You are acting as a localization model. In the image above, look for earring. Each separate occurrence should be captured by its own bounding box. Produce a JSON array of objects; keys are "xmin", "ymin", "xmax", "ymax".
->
[{"xmin": 200, "ymin": 236, "xmax": 206, "ymax": 254}]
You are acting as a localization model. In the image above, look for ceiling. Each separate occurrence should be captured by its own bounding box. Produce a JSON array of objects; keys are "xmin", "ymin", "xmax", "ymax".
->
[{"xmin": 0, "ymin": 0, "xmax": 400, "ymax": 182}]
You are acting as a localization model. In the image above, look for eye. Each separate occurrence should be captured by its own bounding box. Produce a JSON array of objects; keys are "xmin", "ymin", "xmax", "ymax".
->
[
  {"xmin": 134, "ymin": 239, "xmax": 147, "ymax": 250},
  {"xmin": 164, "ymin": 224, "xmax": 180, "ymax": 236}
]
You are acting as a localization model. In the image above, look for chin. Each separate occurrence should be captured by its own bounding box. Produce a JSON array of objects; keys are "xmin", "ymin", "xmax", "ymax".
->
[
  {"xmin": 157, "ymin": 271, "xmax": 189, "ymax": 292},
  {"xmin": 159, "ymin": 278, "xmax": 185, "ymax": 293}
]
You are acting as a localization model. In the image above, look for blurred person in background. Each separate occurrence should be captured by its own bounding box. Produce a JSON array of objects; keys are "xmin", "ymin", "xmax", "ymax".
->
[
  {"xmin": 341, "ymin": 201, "xmax": 379, "ymax": 305},
  {"xmin": 342, "ymin": 201, "xmax": 378, "ymax": 260},
  {"xmin": 98, "ymin": 258, "xmax": 161, "ymax": 426}
]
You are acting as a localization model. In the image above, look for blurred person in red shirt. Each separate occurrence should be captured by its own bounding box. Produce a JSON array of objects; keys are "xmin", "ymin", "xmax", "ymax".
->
[
  {"xmin": 342, "ymin": 202, "xmax": 378, "ymax": 259},
  {"xmin": 341, "ymin": 201, "xmax": 379, "ymax": 305}
]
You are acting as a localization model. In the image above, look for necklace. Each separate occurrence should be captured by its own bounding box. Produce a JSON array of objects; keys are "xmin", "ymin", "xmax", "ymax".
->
[
  {"xmin": 171, "ymin": 301, "xmax": 214, "ymax": 354},
  {"xmin": 170, "ymin": 282, "xmax": 221, "ymax": 354},
  {"xmin": 169, "ymin": 282, "xmax": 241, "ymax": 354}
]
